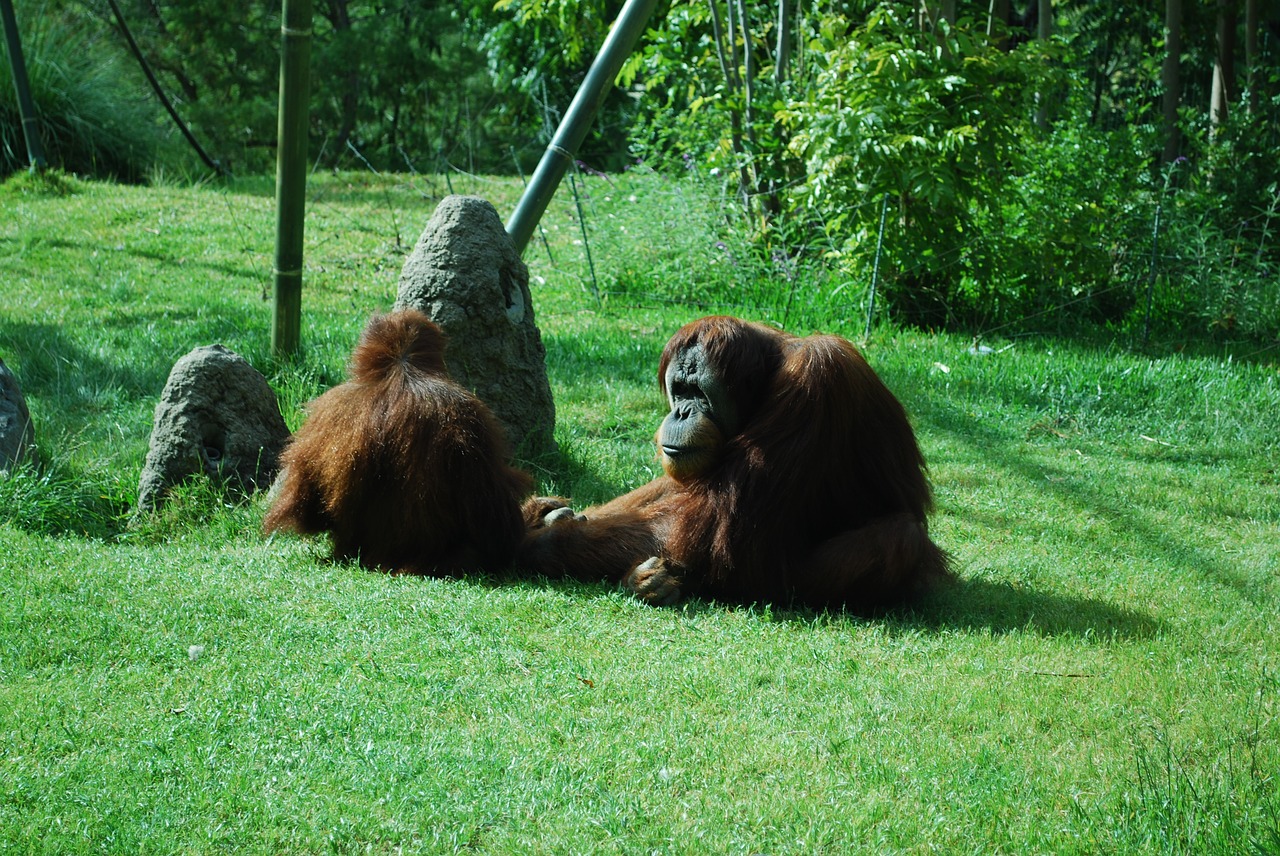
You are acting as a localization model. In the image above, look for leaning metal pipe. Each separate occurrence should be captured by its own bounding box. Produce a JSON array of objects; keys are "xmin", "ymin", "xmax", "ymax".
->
[{"xmin": 505, "ymin": 0, "xmax": 659, "ymax": 256}]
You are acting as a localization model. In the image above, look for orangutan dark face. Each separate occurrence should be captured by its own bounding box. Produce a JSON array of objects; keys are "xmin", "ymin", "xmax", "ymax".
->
[{"xmin": 656, "ymin": 341, "xmax": 739, "ymax": 482}]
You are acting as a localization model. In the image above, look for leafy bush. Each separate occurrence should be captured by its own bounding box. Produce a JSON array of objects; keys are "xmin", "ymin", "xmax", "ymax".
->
[
  {"xmin": 1139, "ymin": 176, "xmax": 1280, "ymax": 342},
  {"xmin": 1147, "ymin": 94, "xmax": 1280, "ymax": 342},
  {"xmin": 781, "ymin": 9, "xmax": 1052, "ymax": 329},
  {"xmin": 621, "ymin": 3, "xmax": 1280, "ymax": 343},
  {"xmin": 971, "ymin": 122, "xmax": 1156, "ymax": 332},
  {"xmin": 0, "ymin": 0, "xmax": 165, "ymax": 180}
]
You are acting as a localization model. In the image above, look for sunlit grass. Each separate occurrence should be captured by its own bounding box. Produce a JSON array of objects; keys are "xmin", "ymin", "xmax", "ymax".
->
[{"xmin": 0, "ymin": 170, "xmax": 1277, "ymax": 853}]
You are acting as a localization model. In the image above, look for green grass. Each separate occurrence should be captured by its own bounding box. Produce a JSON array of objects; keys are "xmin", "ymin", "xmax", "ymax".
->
[{"xmin": 1, "ymin": 169, "xmax": 1278, "ymax": 853}]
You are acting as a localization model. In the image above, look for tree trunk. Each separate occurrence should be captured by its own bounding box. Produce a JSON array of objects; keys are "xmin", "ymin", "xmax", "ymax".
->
[
  {"xmin": 987, "ymin": 0, "xmax": 1011, "ymax": 49},
  {"xmin": 1161, "ymin": 0, "xmax": 1182, "ymax": 163},
  {"xmin": 917, "ymin": 1, "xmax": 952, "ymax": 32},
  {"xmin": 323, "ymin": 0, "xmax": 358, "ymax": 163},
  {"xmin": 918, "ymin": 0, "xmax": 955, "ymax": 55},
  {"xmin": 1089, "ymin": 28, "xmax": 1114, "ymax": 125},
  {"xmin": 774, "ymin": 0, "xmax": 791, "ymax": 83},
  {"xmin": 1210, "ymin": 0, "xmax": 1237, "ymax": 135},
  {"xmin": 736, "ymin": 0, "xmax": 755, "ymax": 142},
  {"xmin": 707, "ymin": 0, "xmax": 751, "ymax": 212},
  {"xmin": 1244, "ymin": 0, "xmax": 1258, "ymax": 114},
  {"xmin": 1034, "ymin": 0, "xmax": 1052, "ymax": 130},
  {"xmin": 273, "ymin": 0, "xmax": 313, "ymax": 357}
]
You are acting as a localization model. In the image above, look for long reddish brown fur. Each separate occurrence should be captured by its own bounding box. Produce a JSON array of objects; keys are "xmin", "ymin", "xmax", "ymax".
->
[
  {"xmin": 263, "ymin": 309, "xmax": 532, "ymax": 573},
  {"xmin": 520, "ymin": 316, "xmax": 951, "ymax": 610}
]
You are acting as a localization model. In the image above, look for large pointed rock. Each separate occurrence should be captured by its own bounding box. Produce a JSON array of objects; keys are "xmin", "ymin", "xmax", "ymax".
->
[
  {"xmin": 394, "ymin": 195, "xmax": 556, "ymax": 458},
  {"xmin": 137, "ymin": 345, "xmax": 289, "ymax": 512}
]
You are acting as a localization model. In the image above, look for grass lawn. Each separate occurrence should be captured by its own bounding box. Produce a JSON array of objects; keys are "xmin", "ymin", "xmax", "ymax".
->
[{"xmin": 1, "ymin": 169, "xmax": 1278, "ymax": 854}]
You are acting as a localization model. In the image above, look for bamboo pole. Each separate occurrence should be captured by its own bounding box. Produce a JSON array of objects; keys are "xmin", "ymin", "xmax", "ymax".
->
[
  {"xmin": 0, "ymin": 0, "xmax": 46, "ymax": 171},
  {"xmin": 272, "ymin": 0, "xmax": 313, "ymax": 357},
  {"xmin": 506, "ymin": 0, "xmax": 659, "ymax": 256}
]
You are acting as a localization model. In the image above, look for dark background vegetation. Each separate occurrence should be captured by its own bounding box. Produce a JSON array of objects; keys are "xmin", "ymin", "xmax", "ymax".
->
[{"xmin": 2, "ymin": 0, "xmax": 1278, "ymax": 347}]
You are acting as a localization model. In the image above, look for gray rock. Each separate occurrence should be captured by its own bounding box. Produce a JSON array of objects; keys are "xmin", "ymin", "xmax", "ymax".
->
[
  {"xmin": 0, "ymin": 358, "xmax": 36, "ymax": 472},
  {"xmin": 395, "ymin": 195, "xmax": 557, "ymax": 458},
  {"xmin": 137, "ymin": 345, "xmax": 289, "ymax": 512}
]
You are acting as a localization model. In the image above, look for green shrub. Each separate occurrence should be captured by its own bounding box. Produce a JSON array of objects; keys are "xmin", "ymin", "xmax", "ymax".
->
[
  {"xmin": 1143, "ymin": 104, "xmax": 1280, "ymax": 342},
  {"xmin": 973, "ymin": 122, "xmax": 1156, "ymax": 333},
  {"xmin": 782, "ymin": 10, "xmax": 1064, "ymax": 331},
  {"xmin": 0, "ymin": 459, "xmax": 131, "ymax": 538}
]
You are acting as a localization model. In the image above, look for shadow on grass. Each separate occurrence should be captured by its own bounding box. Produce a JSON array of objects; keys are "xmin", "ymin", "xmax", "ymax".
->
[
  {"xmin": 476, "ymin": 571, "xmax": 1161, "ymax": 641},
  {"xmin": 663, "ymin": 573, "xmax": 1161, "ymax": 639},
  {"xmin": 896, "ymin": 576, "xmax": 1161, "ymax": 639},
  {"xmin": 519, "ymin": 444, "xmax": 638, "ymax": 507},
  {"xmin": 540, "ymin": 329, "xmax": 663, "ymax": 388},
  {"xmin": 10, "ymin": 235, "xmax": 266, "ymax": 285},
  {"xmin": 1, "ymin": 312, "xmax": 278, "ymax": 408},
  {"xmin": 927, "ymin": 392, "xmax": 1270, "ymax": 609},
  {"xmin": 0, "ymin": 318, "xmax": 167, "ymax": 398}
]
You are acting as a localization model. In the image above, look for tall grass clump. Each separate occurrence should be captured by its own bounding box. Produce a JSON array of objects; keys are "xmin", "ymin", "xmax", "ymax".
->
[
  {"xmin": 1099, "ymin": 706, "xmax": 1280, "ymax": 855},
  {"xmin": 0, "ymin": 0, "xmax": 165, "ymax": 180},
  {"xmin": 0, "ymin": 459, "xmax": 130, "ymax": 538}
]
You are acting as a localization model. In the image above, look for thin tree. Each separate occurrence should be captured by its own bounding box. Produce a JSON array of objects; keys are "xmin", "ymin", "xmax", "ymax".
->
[
  {"xmin": 1161, "ymin": 0, "xmax": 1183, "ymax": 163},
  {"xmin": 1210, "ymin": 0, "xmax": 1237, "ymax": 137},
  {"xmin": 1244, "ymin": 0, "xmax": 1259, "ymax": 114},
  {"xmin": 987, "ymin": 0, "xmax": 1011, "ymax": 49},
  {"xmin": 918, "ymin": 0, "xmax": 955, "ymax": 31},
  {"xmin": 773, "ymin": 0, "xmax": 792, "ymax": 84},
  {"xmin": 0, "ymin": 0, "xmax": 46, "ymax": 170},
  {"xmin": 707, "ymin": 0, "xmax": 752, "ymax": 213},
  {"xmin": 1034, "ymin": 0, "xmax": 1052, "ymax": 130},
  {"xmin": 319, "ymin": 0, "xmax": 358, "ymax": 162}
]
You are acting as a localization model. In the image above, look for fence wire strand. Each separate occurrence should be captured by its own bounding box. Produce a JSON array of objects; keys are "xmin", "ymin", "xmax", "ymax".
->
[{"xmin": 300, "ymin": 150, "xmax": 1277, "ymax": 362}]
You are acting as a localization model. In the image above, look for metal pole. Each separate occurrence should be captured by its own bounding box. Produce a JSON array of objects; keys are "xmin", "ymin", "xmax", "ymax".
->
[
  {"xmin": 505, "ymin": 0, "xmax": 659, "ymax": 256},
  {"xmin": 864, "ymin": 194, "xmax": 890, "ymax": 339},
  {"xmin": 1143, "ymin": 199, "xmax": 1162, "ymax": 347},
  {"xmin": 271, "ymin": 0, "xmax": 313, "ymax": 358},
  {"xmin": 0, "ymin": 0, "xmax": 46, "ymax": 171},
  {"xmin": 510, "ymin": 144, "xmax": 555, "ymax": 266}
]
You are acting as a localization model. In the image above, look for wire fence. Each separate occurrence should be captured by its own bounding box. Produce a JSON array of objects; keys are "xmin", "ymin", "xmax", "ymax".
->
[{"xmin": 298, "ymin": 141, "xmax": 1280, "ymax": 364}]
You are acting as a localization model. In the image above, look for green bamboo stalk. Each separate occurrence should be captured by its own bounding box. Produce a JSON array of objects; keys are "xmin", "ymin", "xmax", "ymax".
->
[
  {"xmin": 0, "ymin": 0, "xmax": 47, "ymax": 171},
  {"xmin": 272, "ymin": 0, "xmax": 313, "ymax": 357}
]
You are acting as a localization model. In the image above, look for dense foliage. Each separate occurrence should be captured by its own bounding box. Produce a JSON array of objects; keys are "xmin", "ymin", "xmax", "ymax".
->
[
  {"xmin": 620, "ymin": 1, "xmax": 1280, "ymax": 339},
  {"xmin": 2, "ymin": 0, "xmax": 1277, "ymax": 340}
]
